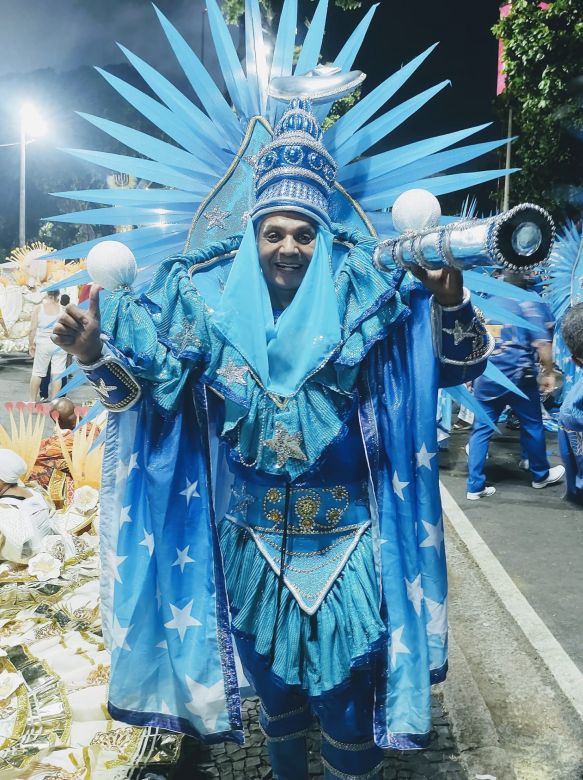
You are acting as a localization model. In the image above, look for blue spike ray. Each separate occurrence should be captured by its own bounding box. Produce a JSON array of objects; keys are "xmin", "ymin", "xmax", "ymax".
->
[
  {"xmin": 206, "ymin": 0, "xmax": 252, "ymax": 118},
  {"xmin": 73, "ymin": 401, "xmax": 106, "ymax": 431},
  {"xmin": 95, "ymin": 67, "xmax": 213, "ymax": 161},
  {"xmin": 294, "ymin": 0, "xmax": 328, "ymax": 75},
  {"xmin": 52, "ymin": 373, "xmax": 90, "ymax": 399},
  {"xmin": 483, "ymin": 361, "xmax": 528, "ymax": 399},
  {"xmin": 89, "ymin": 429, "xmax": 107, "ymax": 453},
  {"xmin": 344, "ymin": 138, "xmax": 508, "ymax": 199},
  {"xmin": 314, "ymin": 3, "xmax": 378, "ymax": 122},
  {"xmin": 445, "ymin": 385, "xmax": 499, "ymax": 432},
  {"xmin": 153, "ymin": 5, "xmax": 242, "ymax": 144},
  {"xmin": 43, "ymin": 224, "xmax": 187, "ymax": 263},
  {"xmin": 44, "ymin": 207, "xmax": 193, "ymax": 227},
  {"xmin": 245, "ymin": 0, "xmax": 269, "ymax": 116},
  {"xmin": 324, "ymin": 44, "xmax": 438, "ymax": 152},
  {"xmin": 77, "ymin": 112, "xmax": 220, "ymax": 178},
  {"xmin": 50, "ymin": 189, "xmax": 201, "ymax": 207},
  {"xmin": 359, "ymin": 169, "xmax": 518, "ymax": 210},
  {"xmin": 332, "ymin": 82, "xmax": 450, "ymax": 168},
  {"xmin": 117, "ymin": 43, "xmax": 233, "ymax": 165},
  {"xmin": 339, "ymin": 123, "xmax": 490, "ymax": 189},
  {"xmin": 465, "ymin": 271, "xmax": 541, "ymax": 302},
  {"xmin": 477, "ymin": 298, "xmax": 542, "ymax": 332},
  {"xmin": 62, "ymin": 148, "xmax": 210, "ymax": 194},
  {"xmin": 267, "ymin": 0, "xmax": 298, "ymax": 125},
  {"xmin": 53, "ymin": 363, "xmax": 83, "ymax": 383}
]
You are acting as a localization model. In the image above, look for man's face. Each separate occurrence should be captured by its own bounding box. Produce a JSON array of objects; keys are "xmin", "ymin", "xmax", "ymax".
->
[{"xmin": 257, "ymin": 213, "xmax": 316, "ymax": 298}]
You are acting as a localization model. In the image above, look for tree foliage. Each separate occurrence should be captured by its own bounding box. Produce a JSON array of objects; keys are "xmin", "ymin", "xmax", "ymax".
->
[{"xmin": 492, "ymin": 0, "xmax": 583, "ymax": 215}]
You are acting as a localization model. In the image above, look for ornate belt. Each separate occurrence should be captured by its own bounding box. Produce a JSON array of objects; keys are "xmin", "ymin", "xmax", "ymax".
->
[{"xmin": 224, "ymin": 479, "xmax": 371, "ymax": 614}]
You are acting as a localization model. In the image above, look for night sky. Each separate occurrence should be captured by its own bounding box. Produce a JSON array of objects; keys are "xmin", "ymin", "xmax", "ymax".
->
[{"xmin": 0, "ymin": 0, "xmax": 503, "ymax": 249}]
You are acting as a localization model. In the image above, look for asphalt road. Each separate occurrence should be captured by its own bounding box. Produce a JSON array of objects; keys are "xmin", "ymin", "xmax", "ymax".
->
[{"xmin": 439, "ymin": 422, "xmax": 583, "ymax": 676}]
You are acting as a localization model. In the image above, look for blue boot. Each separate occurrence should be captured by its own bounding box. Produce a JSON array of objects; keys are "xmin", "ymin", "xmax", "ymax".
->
[{"xmin": 267, "ymin": 735, "xmax": 309, "ymax": 780}]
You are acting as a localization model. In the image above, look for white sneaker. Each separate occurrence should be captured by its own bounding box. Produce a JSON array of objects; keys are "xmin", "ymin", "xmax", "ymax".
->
[
  {"xmin": 531, "ymin": 464, "xmax": 565, "ymax": 489},
  {"xmin": 466, "ymin": 486, "xmax": 496, "ymax": 500},
  {"xmin": 518, "ymin": 458, "xmax": 529, "ymax": 470}
]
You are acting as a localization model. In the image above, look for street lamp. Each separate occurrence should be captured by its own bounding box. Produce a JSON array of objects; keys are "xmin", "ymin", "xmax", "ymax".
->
[{"xmin": 19, "ymin": 103, "xmax": 47, "ymax": 247}]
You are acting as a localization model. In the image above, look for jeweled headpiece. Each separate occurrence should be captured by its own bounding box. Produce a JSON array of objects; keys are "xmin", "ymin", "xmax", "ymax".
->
[{"xmin": 251, "ymin": 98, "xmax": 336, "ymax": 229}]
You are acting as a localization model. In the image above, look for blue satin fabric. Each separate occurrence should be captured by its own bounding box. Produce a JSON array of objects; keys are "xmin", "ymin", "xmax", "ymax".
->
[
  {"xmin": 99, "ymin": 233, "xmax": 487, "ymax": 749},
  {"xmin": 213, "ymin": 222, "xmax": 339, "ymax": 397}
]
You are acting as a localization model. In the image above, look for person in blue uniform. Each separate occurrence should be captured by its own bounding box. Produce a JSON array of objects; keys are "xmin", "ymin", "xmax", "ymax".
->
[
  {"xmin": 466, "ymin": 271, "xmax": 564, "ymax": 500},
  {"xmin": 557, "ymin": 303, "xmax": 583, "ymax": 506},
  {"xmin": 52, "ymin": 101, "xmax": 492, "ymax": 779}
]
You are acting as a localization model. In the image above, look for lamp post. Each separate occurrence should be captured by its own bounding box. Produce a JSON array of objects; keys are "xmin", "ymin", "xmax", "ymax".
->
[{"xmin": 18, "ymin": 103, "xmax": 47, "ymax": 247}]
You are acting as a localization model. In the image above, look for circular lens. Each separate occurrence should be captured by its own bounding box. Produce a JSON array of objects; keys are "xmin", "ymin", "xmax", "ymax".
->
[{"xmin": 512, "ymin": 222, "xmax": 542, "ymax": 256}]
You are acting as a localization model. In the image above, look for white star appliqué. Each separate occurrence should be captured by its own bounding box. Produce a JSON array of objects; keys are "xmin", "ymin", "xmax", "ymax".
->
[
  {"xmin": 416, "ymin": 443, "xmax": 437, "ymax": 471},
  {"xmin": 420, "ymin": 518, "xmax": 444, "ymax": 557},
  {"xmin": 405, "ymin": 574, "xmax": 424, "ymax": 617},
  {"xmin": 390, "ymin": 625, "xmax": 411, "ymax": 669},
  {"xmin": 139, "ymin": 530, "xmax": 155, "ymax": 557},
  {"xmin": 108, "ymin": 551, "xmax": 127, "ymax": 584},
  {"xmin": 184, "ymin": 675, "xmax": 226, "ymax": 732},
  {"xmin": 128, "ymin": 452, "xmax": 139, "ymax": 475},
  {"xmin": 119, "ymin": 505, "xmax": 132, "ymax": 526},
  {"xmin": 111, "ymin": 614, "xmax": 133, "ymax": 651},
  {"xmin": 180, "ymin": 478, "xmax": 200, "ymax": 506},
  {"xmin": 164, "ymin": 600, "xmax": 202, "ymax": 641},
  {"xmin": 425, "ymin": 597, "xmax": 448, "ymax": 644},
  {"xmin": 172, "ymin": 545, "xmax": 195, "ymax": 573},
  {"xmin": 392, "ymin": 471, "xmax": 409, "ymax": 501}
]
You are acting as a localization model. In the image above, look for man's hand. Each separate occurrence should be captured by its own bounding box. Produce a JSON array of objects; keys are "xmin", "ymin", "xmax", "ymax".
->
[
  {"xmin": 28, "ymin": 344, "xmax": 35, "ymax": 357},
  {"xmin": 52, "ymin": 284, "xmax": 103, "ymax": 364},
  {"xmin": 407, "ymin": 265, "xmax": 464, "ymax": 308}
]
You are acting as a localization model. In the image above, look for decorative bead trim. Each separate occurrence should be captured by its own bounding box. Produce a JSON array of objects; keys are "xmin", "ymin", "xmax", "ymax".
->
[
  {"xmin": 260, "ymin": 702, "xmax": 310, "ymax": 723},
  {"xmin": 321, "ymin": 755, "xmax": 385, "ymax": 779},
  {"xmin": 321, "ymin": 729, "xmax": 377, "ymax": 752},
  {"xmin": 259, "ymin": 723, "xmax": 311, "ymax": 742}
]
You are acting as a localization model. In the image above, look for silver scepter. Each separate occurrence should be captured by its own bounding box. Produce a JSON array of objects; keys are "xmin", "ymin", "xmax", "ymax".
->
[{"xmin": 374, "ymin": 189, "xmax": 555, "ymax": 272}]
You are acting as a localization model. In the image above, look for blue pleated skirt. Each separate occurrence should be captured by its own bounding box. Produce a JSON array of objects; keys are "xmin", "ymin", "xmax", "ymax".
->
[{"xmin": 218, "ymin": 519, "xmax": 386, "ymax": 696}]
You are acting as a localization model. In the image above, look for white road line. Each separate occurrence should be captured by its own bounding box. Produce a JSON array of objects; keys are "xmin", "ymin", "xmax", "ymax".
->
[{"xmin": 440, "ymin": 480, "xmax": 583, "ymax": 722}]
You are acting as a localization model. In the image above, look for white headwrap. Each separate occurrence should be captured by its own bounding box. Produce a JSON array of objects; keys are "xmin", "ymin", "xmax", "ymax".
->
[{"xmin": 0, "ymin": 449, "xmax": 27, "ymax": 484}]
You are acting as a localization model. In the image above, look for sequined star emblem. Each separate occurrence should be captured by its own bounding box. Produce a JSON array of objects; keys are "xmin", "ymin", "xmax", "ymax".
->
[
  {"xmin": 264, "ymin": 423, "xmax": 308, "ymax": 468},
  {"xmin": 95, "ymin": 378, "xmax": 117, "ymax": 399},
  {"xmin": 172, "ymin": 322, "xmax": 202, "ymax": 353},
  {"xmin": 443, "ymin": 318, "xmax": 482, "ymax": 349},
  {"xmin": 203, "ymin": 205, "xmax": 230, "ymax": 230},
  {"xmin": 216, "ymin": 359, "xmax": 249, "ymax": 386}
]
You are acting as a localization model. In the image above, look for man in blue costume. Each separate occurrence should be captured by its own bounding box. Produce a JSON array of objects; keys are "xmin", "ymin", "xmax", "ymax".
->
[
  {"xmin": 558, "ymin": 303, "xmax": 583, "ymax": 506},
  {"xmin": 466, "ymin": 271, "xmax": 564, "ymax": 500},
  {"xmin": 53, "ymin": 100, "xmax": 492, "ymax": 779}
]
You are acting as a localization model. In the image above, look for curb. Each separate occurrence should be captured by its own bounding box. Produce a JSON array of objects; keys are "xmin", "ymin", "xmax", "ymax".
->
[{"xmin": 442, "ymin": 634, "xmax": 516, "ymax": 780}]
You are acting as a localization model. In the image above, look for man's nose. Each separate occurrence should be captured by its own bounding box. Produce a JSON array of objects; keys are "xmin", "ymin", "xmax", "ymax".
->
[{"xmin": 280, "ymin": 235, "xmax": 299, "ymax": 256}]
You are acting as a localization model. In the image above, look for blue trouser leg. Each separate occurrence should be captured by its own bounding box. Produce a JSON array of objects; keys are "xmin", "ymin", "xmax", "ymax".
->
[
  {"xmin": 508, "ymin": 381, "xmax": 549, "ymax": 482},
  {"xmin": 234, "ymin": 634, "xmax": 311, "ymax": 780},
  {"xmin": 467, "ymin": 397, "xmax": 504, "ymax": 493},
  {"xmin": 312, "ymin": 667, "xmax": 384, "ymax": 780}
]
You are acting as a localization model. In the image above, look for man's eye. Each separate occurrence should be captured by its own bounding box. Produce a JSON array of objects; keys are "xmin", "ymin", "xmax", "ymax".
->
[
  {"xmin": 297, "ymin": 233, "xmax": 314, "ymax": 244},
  {"xmin": 265, "ymin": 232, "xmax": 281, "ymax": 241}
]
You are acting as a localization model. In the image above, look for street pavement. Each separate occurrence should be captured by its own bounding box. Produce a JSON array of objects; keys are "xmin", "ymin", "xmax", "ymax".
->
[{"xmin": 439, "ymin": 422, "xmax": 583, "ymax": 675}]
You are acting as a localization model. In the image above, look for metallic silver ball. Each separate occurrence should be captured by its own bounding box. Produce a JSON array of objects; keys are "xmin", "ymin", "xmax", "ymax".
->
[
  {"xmin": 392, "ymin": 189, "xmax": 442, "ymax": 234},
  {"xmin": 86, "ymin": 241, "xmax": 137, "ymax": 291}
]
